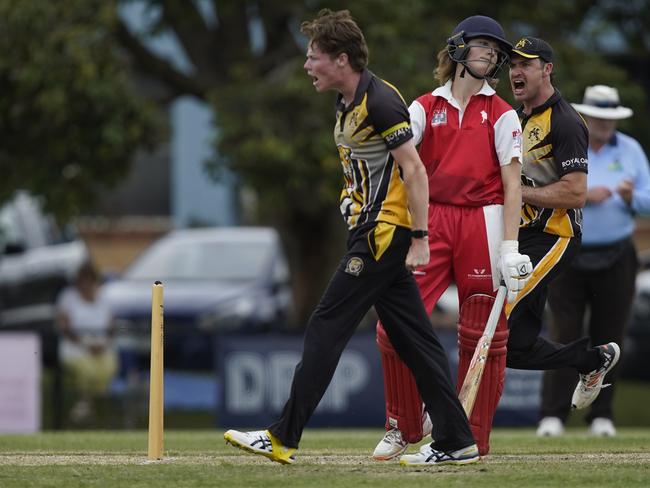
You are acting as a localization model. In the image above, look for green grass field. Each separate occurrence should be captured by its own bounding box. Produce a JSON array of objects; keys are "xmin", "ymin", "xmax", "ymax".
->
[{"xmin": 0, "ymin": 428, "xmax": 648, "ymax": 487}]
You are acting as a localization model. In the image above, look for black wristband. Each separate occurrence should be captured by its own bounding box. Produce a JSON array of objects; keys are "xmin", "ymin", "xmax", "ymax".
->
[{"xmin": 411, "ymin": 229, "xmax": 428, "ymax": 239}]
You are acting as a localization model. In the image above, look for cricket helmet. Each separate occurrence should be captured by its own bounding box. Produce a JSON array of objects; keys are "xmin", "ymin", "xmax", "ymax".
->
[{"xmin": 447, "ymin": 15, "xmax": 512, "ymax": 79}]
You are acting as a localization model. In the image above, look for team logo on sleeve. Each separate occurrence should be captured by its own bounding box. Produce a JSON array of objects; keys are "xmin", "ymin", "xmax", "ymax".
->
[
  {"xmin": 560, "ymin": 157, "xmax": 588, "ymax": 171},
  {"xmin": 384, "ymin": 125, "xmax": 412, "ymax": 146},
  {"xmin": 345, "ymin": 257, "xmax": 364, "ymax": 276},
  {"xmin": 431, "ymin": 108, "xmax": 447, "ymax": 127},
  {"xmin": 512, "ymin": 129, "xmax": 522, "ymax": 151}
]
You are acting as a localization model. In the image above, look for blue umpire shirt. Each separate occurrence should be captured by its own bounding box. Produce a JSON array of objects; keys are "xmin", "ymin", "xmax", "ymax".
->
[{"xmin": 582, "ymin": 131, "xmax": 650, "ymax": 245}]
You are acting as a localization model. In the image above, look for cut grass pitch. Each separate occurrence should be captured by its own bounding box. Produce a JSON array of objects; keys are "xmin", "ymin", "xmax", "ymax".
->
[{"xmin": 0, "ymin": 428, "xmax": 648, "ymax": 487}]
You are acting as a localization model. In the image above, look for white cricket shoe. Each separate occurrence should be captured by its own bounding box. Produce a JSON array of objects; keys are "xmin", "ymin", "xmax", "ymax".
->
[
  {"xmin": 589, "ymin": 418, "xmax": 617, "ymax": 437},
  {"xmin": 536, "ymin": 417, "xmax": 565, "ymax": 437},
  {"xmin": 373, "ymin": 412, "xmax": 433, "ymax": 461},
  {"xmin": 372, "ymin": 428, "xmax": 408, "ymax": 460},
  {"xmin": 224, "ymin": 429, "xmax": 297, "ymax": 464},
  {"xmin": 572, "ymin": 342, "xmax": 620, "ymax": 410},
  {"xmin": 400, "ymin": 443, "xmax": 480, "ymax": 466}
]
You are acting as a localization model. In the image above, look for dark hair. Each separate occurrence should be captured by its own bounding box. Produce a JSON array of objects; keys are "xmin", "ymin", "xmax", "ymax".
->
[
  {"xmin": 542, "ymin": 61, "xmax": 555, "ymax": 84},
  {"xmin": 75, "ymin": 261, "xmax": 99, "ymax": 285},
  {"xmin": 300, "ymin": 9, "xmax": 369, "ymax": 71}
]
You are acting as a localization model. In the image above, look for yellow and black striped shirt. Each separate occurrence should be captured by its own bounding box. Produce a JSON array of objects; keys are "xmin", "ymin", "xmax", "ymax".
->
[
  {"xmin": 518, "ymin": 90, "xmax": 588, "ymax": 237},
  {"xmin": 335, "ymin": 69, "xmax": 413, "ymax": 230}
]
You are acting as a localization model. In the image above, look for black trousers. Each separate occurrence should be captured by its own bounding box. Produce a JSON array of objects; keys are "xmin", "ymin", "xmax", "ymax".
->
[
  {"xmin": 506, "ymin": 228, "xmax": 600, "ymax": 373},
  {"xmin": 541, "ymin": 238, "xmax": 638, "ymax": 423},
  {"xmin": 268, "ymin": 223, "xmax": 474, "ymax": 451}
]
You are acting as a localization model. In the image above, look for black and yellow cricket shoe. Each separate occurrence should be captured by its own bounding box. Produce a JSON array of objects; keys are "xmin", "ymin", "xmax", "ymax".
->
[{"xmin": 224, "ymin": 429, "xmax": 297, "ymax": 465}]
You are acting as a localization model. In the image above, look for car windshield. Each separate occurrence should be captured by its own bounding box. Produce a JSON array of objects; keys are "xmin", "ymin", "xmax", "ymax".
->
[
  {"xmin": 126, "ymin": 239, "xmax": 273, "ymax": 281},
  {"xmin": 0, "ymin": 204, "xmax": 24, "ymax": 250},
  {"xmin": 0, "ymin": 193, "xmax": 74, "ymax": 251}
]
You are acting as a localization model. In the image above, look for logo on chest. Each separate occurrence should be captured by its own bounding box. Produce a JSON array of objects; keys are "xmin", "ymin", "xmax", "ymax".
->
[
  {"xmin": 431, "ymin": 108, "xmax": 447, "ymax": 127},
  {"xmin": 349, "ymin": 110, "xmax": 359, "ymax": 129},
  {"xmin": 608, "ymin": 160, "xmax": 623, "ymax": 172},
  {"xmin": 527, "ymin": 125, "xmax": 542, "ymax": 143}
]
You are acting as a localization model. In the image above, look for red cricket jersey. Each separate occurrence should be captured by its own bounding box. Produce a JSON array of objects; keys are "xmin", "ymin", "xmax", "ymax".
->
[{"xmin": 409, "ymin": 81, "xmax": 522, "ymax": 207}]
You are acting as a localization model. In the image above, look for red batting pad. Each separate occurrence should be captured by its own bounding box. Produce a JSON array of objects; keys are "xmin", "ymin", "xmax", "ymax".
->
[
  {"xmin": 457, "ymin": 294, "xmax": 508, "ymax": 456},
  {"xmin": 376, "ymin": 323, "xmax": 426, "ymax": 443}
]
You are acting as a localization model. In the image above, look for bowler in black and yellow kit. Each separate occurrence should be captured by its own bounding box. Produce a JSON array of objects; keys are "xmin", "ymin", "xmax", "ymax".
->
[
  {"xmin": 224, "ymin": 9, "xmax": 478, "ymax": 467},
  {"xmin": 268, "ymin": 40, "xmax": 474, "ymax": 457}
]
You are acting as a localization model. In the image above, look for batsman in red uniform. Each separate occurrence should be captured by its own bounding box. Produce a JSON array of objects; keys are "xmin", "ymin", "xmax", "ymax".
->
[{"xmin": 373, "ymin": 15, "xmax": 532, "ymax": 460}]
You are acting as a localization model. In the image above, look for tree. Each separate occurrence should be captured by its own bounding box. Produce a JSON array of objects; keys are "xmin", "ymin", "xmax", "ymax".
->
[
  {"xmin": 115, "ymin": 0, "xmax": 447, "ymax": 324},
  {"xmin": 577, "ymin": 0, "xmax": 650, "ymax": 151},
  {"xmin": 4, "ymin": 0, "xmax": 647, "ymax": 324},
  {"xmin": 0, "ymin": 0, "xmax": 159, "ymax": 219},
  {"xmin": 115, "ymin": 0, "xmax": 650, "ymax": 325}
]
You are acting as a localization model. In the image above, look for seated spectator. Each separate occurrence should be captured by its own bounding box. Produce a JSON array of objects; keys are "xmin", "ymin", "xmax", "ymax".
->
[{"xmin": 56, "ymin": 261, "xmax": 117, "ymax": 422}]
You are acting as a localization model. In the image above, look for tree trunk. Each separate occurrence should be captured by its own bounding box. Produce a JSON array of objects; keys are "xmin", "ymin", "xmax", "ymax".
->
[{"xmin": 279, "ymin": 208, "xmax": 345, "ymax": 328}]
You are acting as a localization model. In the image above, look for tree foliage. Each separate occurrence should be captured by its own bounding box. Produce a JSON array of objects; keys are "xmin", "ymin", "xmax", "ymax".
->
[
  {"xmin": 4, "ymin": 0, "xmax": 649, "ymax": 323},
  {"xmin": 113, "ymin": 0, "xmax": 650, "ymax": 323},
  {"xmin": 0, "ymin": 0, "xmax": 158, "ymax": 219}
]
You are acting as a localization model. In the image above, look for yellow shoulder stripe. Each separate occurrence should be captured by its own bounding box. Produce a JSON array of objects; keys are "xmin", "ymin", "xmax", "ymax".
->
[{"xmin": 381, "ymin": 121, "xmax": 409, "ymax": 139}]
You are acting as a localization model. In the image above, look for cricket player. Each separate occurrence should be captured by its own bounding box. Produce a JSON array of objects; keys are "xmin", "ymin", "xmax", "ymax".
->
[
  {"xmin": 373, "ymin": 15, "xmax": 532, "ymax": 460},
  {"xmin": 505, "ymin": 37, "xmax": 620, "ymax": 414},
  {"xmin": 223, "ymin": 9, "xmax": 479, "ymax": 467},
  {"xmin": 540, "ymin": 85, "xmax": 650, "ymax": 438}
]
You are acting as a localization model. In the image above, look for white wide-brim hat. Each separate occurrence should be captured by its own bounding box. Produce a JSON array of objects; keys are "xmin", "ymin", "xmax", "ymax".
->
[{"xmin": 572, "ymin": 85, "xmax": 633, "ymax": 120}]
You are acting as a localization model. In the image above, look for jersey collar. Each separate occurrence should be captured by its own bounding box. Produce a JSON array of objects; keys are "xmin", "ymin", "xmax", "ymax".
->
[
  {"xmin": 609, "ymin": 132, "xmax": 619, "ymax": 146},
  {"xmin": 432, "ymin": 79, "xmax": 496, "ymax": 101},
  {"xmin": 336, "ymin": 69, "xmax": 372, "ymax": 113},
  {"xmin": 517, "ymin": 88, "xmax": 562, "ymax": 118}
]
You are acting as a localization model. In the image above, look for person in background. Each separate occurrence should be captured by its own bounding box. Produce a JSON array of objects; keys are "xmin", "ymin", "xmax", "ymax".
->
[
  {"xmin": 56, "ymin": 260, "xmax": 118, "ymax": 422},
  {"xmin": 538, "ymin": 85, "xmax": 650, "ymax": 437}
]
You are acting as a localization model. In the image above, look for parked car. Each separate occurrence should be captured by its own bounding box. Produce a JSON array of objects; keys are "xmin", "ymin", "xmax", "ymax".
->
[
  {"xmin": 102, "ymin": 227, "xmax": 293, "ymax": 370},
  {"xmin": 0, "ymin": 191, "xmax": 88, "ymax": 366}
]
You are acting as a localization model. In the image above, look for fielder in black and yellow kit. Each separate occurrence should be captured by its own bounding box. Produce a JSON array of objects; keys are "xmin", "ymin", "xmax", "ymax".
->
[
  {"xmin": 506, "ymin": 38, "xmax": 620, "ymax": 411},
  {"xmin": 506, "ymin": 87, "xmax": 591, "ymax": 367},
  {"xmin": 224, "ymin": 9, "xmax": 478, "ymax": 466}
]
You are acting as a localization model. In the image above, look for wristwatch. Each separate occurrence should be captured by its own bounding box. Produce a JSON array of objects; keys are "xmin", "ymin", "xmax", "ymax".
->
[{"xmin": 411, "ymin": 229, "xmax": 429, "ymax": 239}]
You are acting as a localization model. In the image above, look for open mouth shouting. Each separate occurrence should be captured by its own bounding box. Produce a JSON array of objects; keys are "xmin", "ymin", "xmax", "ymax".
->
[
  {"xmin": 307, "ymin": 72, "xmax": 321, "ymax": 90},
  {"xmin": 512, "ymin": 78, "xmax": 526, "ymax": 97}
]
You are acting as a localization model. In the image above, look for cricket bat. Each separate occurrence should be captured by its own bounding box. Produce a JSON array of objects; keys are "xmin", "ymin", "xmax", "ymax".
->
[{"xmin": 457, "ymin": 283, "xmax": 507, "ymax": 417}]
